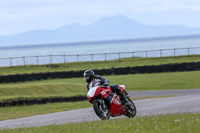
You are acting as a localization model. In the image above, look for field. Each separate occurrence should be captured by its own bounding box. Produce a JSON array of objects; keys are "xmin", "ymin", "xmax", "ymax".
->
[
  {"xmin": 0, "ymin": 56, "xmax": 200, "ymax": 133},
  {"xmin": 0, "ymin": 71, "xmax": 200, "ymax": 102},
  {"xmin": 0, "ymin": 70, "xmax": 199, "ymax": 121},
  {"xmin": 0, "ymin": 55, "xmax": 200, "ymax": 131},
  {"xmin": 0, "ymin": 55, "xmax": 200, "ymax": 75},
  {"xmin": 2, "ymin": 113, "xmax": 200, "ymax": 133}
]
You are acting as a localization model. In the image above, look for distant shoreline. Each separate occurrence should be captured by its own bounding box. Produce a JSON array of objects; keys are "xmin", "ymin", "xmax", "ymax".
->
[{"xmin": 0, "ymin": 34, "xmax": 200, "ymax": 50}]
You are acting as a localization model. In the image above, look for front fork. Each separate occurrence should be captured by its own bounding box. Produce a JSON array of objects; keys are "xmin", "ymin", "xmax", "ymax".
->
[{"xmin": 101, "ymin": 100, "xmax": 107, "ymax": 110}]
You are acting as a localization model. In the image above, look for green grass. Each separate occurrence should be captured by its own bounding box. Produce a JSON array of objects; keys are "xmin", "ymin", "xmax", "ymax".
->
[
  {"xmin": 0, "ymin": 71, "xmax": 200, "ymax": 102},
  {"xmin": 1, "ymin": 55, "xmax": 200, "ymax": 75},
  {"xmin": 0, "ymin": 96, "xmax": 175, "ymax": 121},
  {"xmin": 0, "ymin": 101, "xmax": 92, "ymax": 121},
  {"xmin": 107, "ymin": 71, "xmax": 200, "ymax": 90},
  {"xmin": 2, "ymin": 113, "xmax": 200, "ymax": 132},
  {"xmin": 0, "ymin": 79, "xmax": 86, "ymax": 102}
]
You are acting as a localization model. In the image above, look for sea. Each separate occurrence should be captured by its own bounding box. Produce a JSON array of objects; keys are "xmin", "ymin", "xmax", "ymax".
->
[{"xmin": 0, "ymin": 36, "xmax": 200, "ymax": 67}]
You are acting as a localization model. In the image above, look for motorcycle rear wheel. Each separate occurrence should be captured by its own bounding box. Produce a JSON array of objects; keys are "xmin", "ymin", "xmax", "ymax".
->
[{"xmin": 93, "ymin": 101, "xmax": 110, "ymax": 120}]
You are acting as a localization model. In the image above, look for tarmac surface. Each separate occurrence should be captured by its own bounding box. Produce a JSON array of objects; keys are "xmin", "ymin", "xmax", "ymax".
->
[{"xmin": 0, "ymin": 89, "xmax": 200, "ymax": 129}]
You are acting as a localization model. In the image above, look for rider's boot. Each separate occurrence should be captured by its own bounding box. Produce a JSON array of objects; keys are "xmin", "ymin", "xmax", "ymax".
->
[{"xmin": 119, "ymin": 93, "xmax": 131, "ymax": 108}]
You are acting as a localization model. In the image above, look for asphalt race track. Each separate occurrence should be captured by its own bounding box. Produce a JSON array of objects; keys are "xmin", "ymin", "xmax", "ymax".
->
[{"xmin": 0, "ymin": 89, "xmax": 200, "ymax": 129}]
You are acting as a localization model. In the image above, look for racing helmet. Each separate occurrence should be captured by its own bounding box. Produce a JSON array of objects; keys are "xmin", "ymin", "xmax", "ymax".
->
[{"xmin": 84, "ymin": 70, "xmax": 95, "ymax": 83}]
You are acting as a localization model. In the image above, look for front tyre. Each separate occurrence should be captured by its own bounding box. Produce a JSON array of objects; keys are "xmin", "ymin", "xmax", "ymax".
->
[
  {"xmin": 125, "ymin": 98, "xmax": 137, "ymax": 118},
  {"xmin": 93, "ymin": 101, "xmax": 110, "ymax": 120}
]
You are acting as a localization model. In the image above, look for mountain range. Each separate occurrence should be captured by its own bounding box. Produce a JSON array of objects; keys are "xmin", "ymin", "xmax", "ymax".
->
[{"xmin": 0, "ymin": 15, "xmax": 200, "ymax": 46}]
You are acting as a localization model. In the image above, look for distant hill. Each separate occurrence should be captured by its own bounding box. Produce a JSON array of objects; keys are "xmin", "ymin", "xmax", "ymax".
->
[{"xmin": 0, "ymin": 15, "xmax": 200, "ymax": 46}]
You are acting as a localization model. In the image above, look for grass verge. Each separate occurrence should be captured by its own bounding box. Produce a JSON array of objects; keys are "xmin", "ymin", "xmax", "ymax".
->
[
  {"xmin": 0, "ymin": 55, "xmax": 200, "ymax": 75},
  {"xmin": 0, "ymin": 79, "xmax": 86, "ymax": 102},
  {"xmin": 0, "ymin": 71, "xmax": 199, "ymax": 102},
  {"xmin": 2, "ymin": 113, "xmax": 200, "ymax": 132}
]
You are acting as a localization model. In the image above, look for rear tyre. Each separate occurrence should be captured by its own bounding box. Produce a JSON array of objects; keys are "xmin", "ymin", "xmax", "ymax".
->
[
  {"xmin": 93, "ymin": 101, "xmax": 110, "ymax": 120},
  {"xmin": 125, "ymin": 98, "xmax": 137, "ymax": 118}
]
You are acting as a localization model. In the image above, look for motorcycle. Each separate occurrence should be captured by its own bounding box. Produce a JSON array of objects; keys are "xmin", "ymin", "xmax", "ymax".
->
[{"xmin": 87, "ymin": 84, "xmax": 137, "ymax": 120}]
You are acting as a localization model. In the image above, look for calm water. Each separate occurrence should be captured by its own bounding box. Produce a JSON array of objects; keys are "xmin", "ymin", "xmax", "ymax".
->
[{"xmin": 0, "ymin": 37, "xmax": 200, "ymax": 67}]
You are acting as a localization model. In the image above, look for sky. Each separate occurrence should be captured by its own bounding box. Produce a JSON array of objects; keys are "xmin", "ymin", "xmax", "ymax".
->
[{"xmin": 0, "ymin": 0, "xmax": 200, "ymax": 36}]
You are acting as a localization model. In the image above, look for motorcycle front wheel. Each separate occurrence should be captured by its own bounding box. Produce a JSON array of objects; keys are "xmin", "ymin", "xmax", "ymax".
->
[
  {"xmin": 125, "ymin": 98, "xmax": 137, "ymax": 118},
  {"xmin": 93, "ymin": 101, "xmax": 110, "ymax": 120}
]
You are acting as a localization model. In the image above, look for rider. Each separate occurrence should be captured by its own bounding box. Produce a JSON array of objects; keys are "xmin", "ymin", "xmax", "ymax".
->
[{"xmin": 83, "ymin": 69, "xmax": 131, "ymax": 107}]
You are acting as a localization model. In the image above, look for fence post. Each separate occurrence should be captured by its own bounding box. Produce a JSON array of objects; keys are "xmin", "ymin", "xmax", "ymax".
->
[
  {"xmin": 91, "ymin": 54, "xmax": 93, "ymax": 62},
  {"xmin": 10, "ymin": 58, "xmax": 12, "ymax": 67},
  {"xmin": 146, "ymin": 51, "xmax": 148, "ymax": 58},
  {"xmin": 119, "ymin": 53, "xmax": 120, "ymax": 62},
  {"xmin": 104, "ymin": 53, "xmax": 107, "ymax": 61},
  {"xmin": 187, "ymin": 48, "xmax": 190, "ymax": 55},
  {"xmin": 36, "ymin": 56, "xmax": 39, "ymax": 65},
  {"xmin": 50, "ymin": 55, "xmax": 52, "ymax": 64},
  {"xmin": 160, "ymin": 49, "xmax": 162, "ymax": 57},
  {"xmin": 77, "ymin": 55, "xmax": 79, "ymax": 62},
  {"xmin": 23, "ymin": 57, "xmax": 25, "ymax": 66},
  {"xmin": 132, "ymin": 52, "xmax": 134, "ymax": 58},
  {"xmin": 174, "ymin": 48, "xmax": 176, "ymax": 56},
  {"xmin": 63, "ymin": 55, "xmax": 66, "ymax": 63}
]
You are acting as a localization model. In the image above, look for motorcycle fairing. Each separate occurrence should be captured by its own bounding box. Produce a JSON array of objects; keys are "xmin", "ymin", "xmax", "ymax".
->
[
  {"xmin": 109, "ymin": 94, "xmax": 126, "ymax": 116},
  {"xmin": 87, "ymin": 86, "xmax": 98, "ymax": 98}
]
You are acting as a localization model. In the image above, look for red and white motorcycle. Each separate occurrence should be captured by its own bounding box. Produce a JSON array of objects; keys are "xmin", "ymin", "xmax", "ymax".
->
[{"xmin": 87, "ymin": 84, "xmax": 136, "ymax": 120}]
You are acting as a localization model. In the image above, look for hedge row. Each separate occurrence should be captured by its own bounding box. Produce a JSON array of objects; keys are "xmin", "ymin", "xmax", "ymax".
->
[
  {"xmin": 0, "ymin": 95, "xmax": 87, "ymax": 107},
  {"xmin": 1, "ymin": 62, "xmax": 200, "ymax": 83}
]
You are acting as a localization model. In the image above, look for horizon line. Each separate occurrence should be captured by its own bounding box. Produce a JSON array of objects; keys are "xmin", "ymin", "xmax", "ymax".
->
[{"xmin": 0, "ymin": 33, "xmax": 200, "ymax": 49}]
